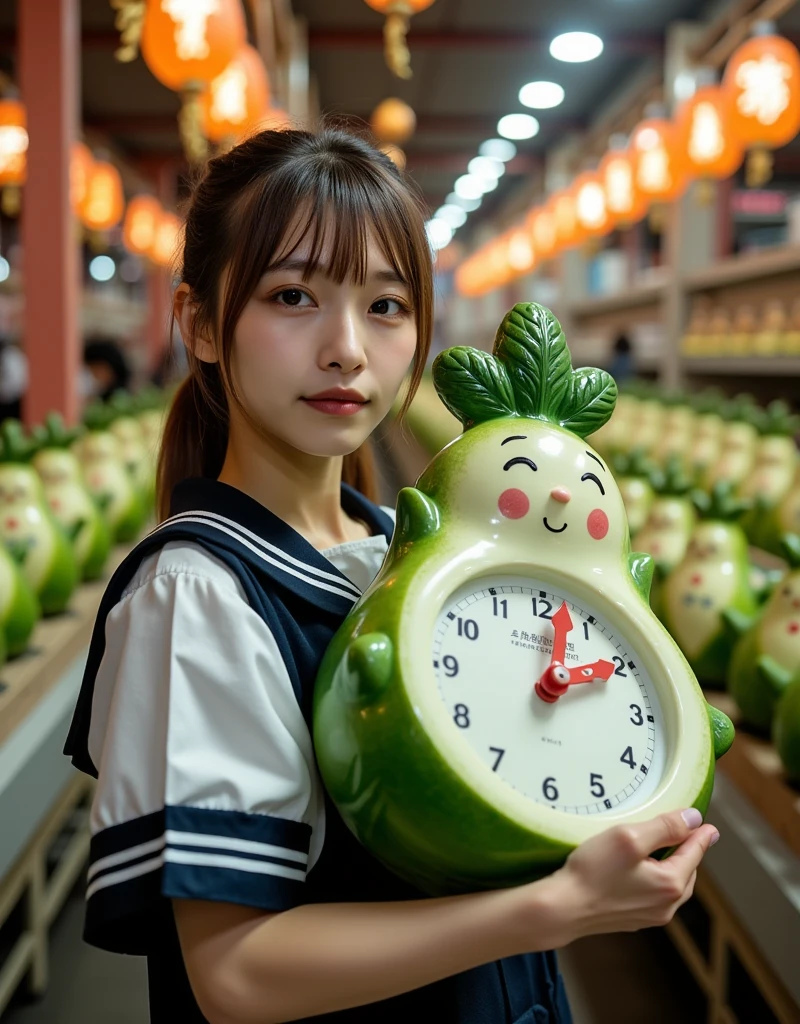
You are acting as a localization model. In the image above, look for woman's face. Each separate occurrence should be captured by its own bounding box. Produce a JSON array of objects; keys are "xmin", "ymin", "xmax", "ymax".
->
[{"xmin": 225, "ymin": 228, "xmax": 417, "ymax": 459}]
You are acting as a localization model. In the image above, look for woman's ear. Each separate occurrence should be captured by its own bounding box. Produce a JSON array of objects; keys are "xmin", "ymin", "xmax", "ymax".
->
[{"xmin": 174, "ymin": 283, "xmax": 217, "ymax": 364}]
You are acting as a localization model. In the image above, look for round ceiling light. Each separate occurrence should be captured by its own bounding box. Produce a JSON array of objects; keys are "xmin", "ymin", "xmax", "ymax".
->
[
  {"xmin": 497, "ymin": 113, "xmax": 540, "ymax": 140},
  {"xmin": 436, "ymin": 204, "xmax": 467, "ymax": 228},
  {"xmin": 550, "ymin": 31, "xmax": 604, "ymax": 63},
  {"xmin": 479, "ymin": 138, "xmax": 517, "ymax": 162},
  {"xmin": 468, "ymin": 155, "xmax": 505, "ymax": 180},
  {"xmin": 454, "ymin": 174, "xmax": 485, "ymax": 199},
  {"xmin": 426, "ymin": 218, "xmax": 453, "ymax": 250},
  {"xmin": 519, "ymin": 81, "xmax": 565, "ymax": 109},
  {"xmin": 446, "ymin": 191, "xmax": 482, "ymax": 212}
]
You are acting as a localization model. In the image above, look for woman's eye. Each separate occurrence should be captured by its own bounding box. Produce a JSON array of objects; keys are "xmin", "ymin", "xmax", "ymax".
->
[
  {"xmin": 370, "ymin": 297, "xmax": 404, "ymax": 316},
  {"xmin": 274, "ymin": 288, "xmax": 312, "ymax": 307}
]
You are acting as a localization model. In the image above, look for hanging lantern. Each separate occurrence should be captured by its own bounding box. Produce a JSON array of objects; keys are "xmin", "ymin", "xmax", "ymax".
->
[
  {"xmin": 71, "ymin": 142, "xmax": 94, "ymax": 211},
  {"xmin": 677, "ymin": 84, "xmax": 743, "ymax": 182},
  {"xmin": 551, "ymin": 189, "xmax": 585, "ymax": 251},
  {"xmin": 722, "ymin": 25, "xmax": 800, "ymax": 187},
  {"xmin": 370, "ymin": 98, "xmax": 416, "ymax": 144},
  {"xmin": 0, "ymin": 98, "xmax": 28, "ymax": 187},
  {"xmin": 599, "ymin": 143, "xmax": 647, "ymax": 226},
  {"xmin": 363, "ymin": 1, "xmax": 437, "ymax": 79},
  {"xmin": 79, "ymin": 160, "xmax": 125, "ymax": 231},
  {"xmin": 574, "ymin": 171, "xmax": 612, "ymax": 237},
  {"xmin": 631, "ymin": 116, "xmax": 688, "ymax": 204},
  {"xmin": 200, "ymin": 43, "xmax": 270, "ymax": 144},
  {"xmin": 379, "ymin": 143, "xmax": 406, "ymax": 169},
  {"xmin": 150, "ymin": 210, "xmax": 182, "ymax": 268},
  {"xmin": 123, "ymin": 195, "xmax": 162, "ymax": 256},
  {"xmin": 527, "ymin": 206, "xmax": 558, "ymax": 262},
  {"xmin": 506, "ymin": 228, "xmax": 536, "ymax": 276},
  {"xmin": 140, "ymin": 0, "xmax": 247, "ymax": 163}
]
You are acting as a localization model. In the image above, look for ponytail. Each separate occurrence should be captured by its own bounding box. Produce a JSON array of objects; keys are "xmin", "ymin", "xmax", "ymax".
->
[{"xmin": 156, "ymin": 366, "xmax": 229, "ymax": 522}]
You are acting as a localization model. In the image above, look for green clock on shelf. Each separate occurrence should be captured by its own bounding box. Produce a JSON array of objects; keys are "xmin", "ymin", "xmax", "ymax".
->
[{"xmin": 313, "ymin": 303, "xmax": 734, "ymax": 895}]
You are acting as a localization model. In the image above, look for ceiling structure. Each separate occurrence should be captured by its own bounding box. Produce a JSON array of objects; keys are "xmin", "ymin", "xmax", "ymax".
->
[{"xmin": 0, "ymin": 0, "xmax": 799, "ymax": 232}]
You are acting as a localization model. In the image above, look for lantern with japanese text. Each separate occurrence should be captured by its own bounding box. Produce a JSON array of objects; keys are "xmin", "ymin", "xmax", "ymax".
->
[
  {"xmin": 722, "ymin": 26, "xmax": 800, "ymax": 187},
  {"xmin": 631, "ymin": 115, "xmax": 688, "ymax": 209},
  {"xmin": 150, "ymin": 210, "xmax": 182, "ymax": 268},
  {"xmin": 574, "ymin": 171, "xmax": 612, "ymax": 238},
  {"xmin": 123, "ymin": 195, "xmax": 162, "ymax": 256},
  {"xmin": 200, "ymin": 44, "xmax": 270, "ymax": 144},
  {"xmin": 140, "ymin": 0, "xmax": 247, "ymax": 163},
  {"xmin": 599, "ymin": 142, "xmax": 647, "ymax": 226},
  {"xmin": 79, "ymin": 161, "xmax": 125, "ymax": 231},
  {"xmin": 677, "ymin": 84, "xmax": 743, "ymax": 182},
  {"xmin": 371, "ymin": 98, "xmax": 416, "ymax": 144},
  {"xmin": 71, "ymin": 143, "xmax": 94, "ymax": 211},
  {"xmin": 363, "ymin": 1, "xmax": 437, "ymax": 79}
]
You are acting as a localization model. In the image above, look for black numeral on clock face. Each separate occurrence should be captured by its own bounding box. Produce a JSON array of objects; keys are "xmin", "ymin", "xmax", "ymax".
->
[
  {"xmin": 583, "ymin": 621, "xmax": 590, "ymax": 640},
  {"xmin": 532, "ymin": 597, "xmax": 553, "ymax": 619},
  {"xmin": 489, "ymin": 747, "xmax": 505, "ymax": 771},
  {"xmin": 542, "ymin": 777, "xmax": 559, "ymax": 802},
  {"xmin": 629, "ymin": 704, "xmax": 644, "ymax": 726},
  {"xmin": 492, "ymin": 597, "xmax": 508, "ymax": 619},
  {"xmin": 442, "ymin": 655, "xmax": 459, "ymax": 678},
  {"xmin": 590, "ymin": 773, "xmax": 605, "ymax": 798},
  {"xmin": 620, "ymin": 746, "xmax": 636, "ymax": 769},
  {"xmin": 612, "ymin": 656, "xmax": 627, "ymax": 676},
  {"xmin": 453, "ymin": 704, "xmax": 470, "ymax": 728},
  {"xmin": 457, "ymin": 617, "xmax": 479, "ymax": 640}
]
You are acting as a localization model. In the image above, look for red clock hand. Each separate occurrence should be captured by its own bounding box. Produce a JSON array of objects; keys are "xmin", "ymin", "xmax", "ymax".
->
[
  {"xmin": 549, "ymin": 601, "xmax": 572, "ymax": 665},
  {"xmin": 566, "ymin": 658, "xmax": 615, "ymax": 685},
  {"xmin": 534, "ymin": 602, "xmax": 573, "ymax": 703},
  {"xmin": 535, "ymin": 649, "xmax": 615, "ymax": 704}
]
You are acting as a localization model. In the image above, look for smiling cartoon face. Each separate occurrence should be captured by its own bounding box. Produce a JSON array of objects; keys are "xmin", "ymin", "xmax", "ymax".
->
[
  {"xmin": 707, "ymin": 422, "xmax": 757, "ymax": 487},
  {"xmin": 79, "ymin": 431, "xmax": 122, "ymax": 465},
  {"xmin": 740, "ymin": 436, "xmax": 797, "ymax": 503},
  {"xmin": 33, "ymin": 449, "xmax": 82, "ymax": 488},
  {"xmin": 421, "ymin": 419, "xmax": 627, "ymax": 564},
  {"xmin": 0, "ymin": 466, "xmax": 44, "ymax": 509},
  {"xmin": 759, "ymin": 571, "xmax": 800, "ymax": 666},
  {"xmin": 632, "ymin": 497, "xmax": 694, "ymax": 569}
]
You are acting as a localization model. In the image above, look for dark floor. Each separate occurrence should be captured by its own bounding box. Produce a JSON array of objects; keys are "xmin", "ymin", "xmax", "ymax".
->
[{"xmin": 3, "ymin": 879, "xmax": 707, "ymax": 1024}]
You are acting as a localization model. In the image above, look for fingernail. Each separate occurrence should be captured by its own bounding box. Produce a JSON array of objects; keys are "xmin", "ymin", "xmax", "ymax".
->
[
  {"xmin": 682, "ymin": 808, "xmax": 703, "ymax": 829},
  {"xmin": 710, "ymin": 831, "xmax": 720, "ymax": 847}
]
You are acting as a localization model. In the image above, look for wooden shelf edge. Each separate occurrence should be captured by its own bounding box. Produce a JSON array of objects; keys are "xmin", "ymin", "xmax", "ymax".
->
[
  {"xmin": 682, "ymin": 357, "xmax": 800, "ymax": 376},
  {"xmin": 707, "ymin": 692, "xmax": 800, "ymax": 860},
  {"xmin": 683, "ymin": 245, "xmax": 800, "ymax": 291},
  {"xmin": 567, "ymin": 281, "xmax": 666, "ymax": 319}
]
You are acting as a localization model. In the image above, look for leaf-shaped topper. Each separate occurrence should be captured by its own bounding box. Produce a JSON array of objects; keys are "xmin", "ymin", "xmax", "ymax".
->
[
  {"xmin": 0, "ymin": 419, "xmax": 39, "ymax": 464},
  {"xmin": 692, "ymin": 480, "xmax": 752, "ymax": 522},
  {"xmin": 432, "ymin": 302, "xmax": 616, "ymax": 438},
  {"xmin": 611, "ymin": 447, "xmax": 657, "ymax": 481},
  {"xmin": 32, "ymin": 412, "xmax": 84, "ymax": 450},
  {"xmin": 83, "ymin": 399, "xmax": 116, "ymax": 432},
  {"xmin": 755, "ymin": 399, "xmax": 800, "ymax": 438},
  {"xmin": 651, "ymin": 454, "xmax": 694, "ymax": 496}
]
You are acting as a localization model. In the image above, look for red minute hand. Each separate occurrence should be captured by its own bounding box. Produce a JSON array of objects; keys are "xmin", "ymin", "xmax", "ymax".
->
[
  {"xmin": 566, "ymin": 659, "xmax": 615, "ymax": 685},
  {"xmin": 550, "ymin": 602, "xmax": 572, "ymax": 664}
]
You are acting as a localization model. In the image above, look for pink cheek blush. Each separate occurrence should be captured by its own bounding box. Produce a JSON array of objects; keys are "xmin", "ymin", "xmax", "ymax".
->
[
  {"xmin": 587, "ymin": 508, "xmax": 609, "ymax": 540},
  {"xmin": 498, "ymin": 488, "xmax": 530, "ymax": 520}
]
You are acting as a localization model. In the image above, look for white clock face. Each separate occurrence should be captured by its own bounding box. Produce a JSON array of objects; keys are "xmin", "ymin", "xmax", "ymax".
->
[{"xmin": 432, "ymin": 575, "xmax": 667, "ymax": 815}]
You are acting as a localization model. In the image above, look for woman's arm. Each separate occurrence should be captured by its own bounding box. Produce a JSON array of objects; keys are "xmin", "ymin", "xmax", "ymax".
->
[{"xmin": 175, "ymin": 809, "xmax": 718, "ymax": 1024}]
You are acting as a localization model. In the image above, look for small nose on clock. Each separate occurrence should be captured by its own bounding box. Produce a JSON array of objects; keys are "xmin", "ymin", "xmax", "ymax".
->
[{"xmin": 550, "ymin": 486, "xmax": 571, "ymax": 504}]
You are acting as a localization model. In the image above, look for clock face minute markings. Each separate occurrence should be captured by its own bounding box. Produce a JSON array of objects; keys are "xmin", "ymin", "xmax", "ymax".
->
[{"xmin": 432, "ymin": 581, "xmax": 663, "ymax": 815}]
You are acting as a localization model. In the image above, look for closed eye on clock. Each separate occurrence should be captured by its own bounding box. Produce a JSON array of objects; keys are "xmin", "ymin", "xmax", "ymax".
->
[
  {"xmin": 503, "ymin": 457, "xmax": 538, "ymax": 472},
  {"xmin": 581, "ymin": 472, "xmax": 605, "ymax": 494}
]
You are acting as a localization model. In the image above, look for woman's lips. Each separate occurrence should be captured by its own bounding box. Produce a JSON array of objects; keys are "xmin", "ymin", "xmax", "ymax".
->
[{"xmin": 301, "ymin": 398, "xmax": 368, "ymax": 416}]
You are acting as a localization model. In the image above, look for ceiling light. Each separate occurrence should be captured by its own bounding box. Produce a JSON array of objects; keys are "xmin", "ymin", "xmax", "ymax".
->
[
  {"xmin": 479, "ymin": 138, "xmax": 517, "ymax": 162},
  {"xmin": 89, "ymin": 255, "xmax": 116, "ymax": 282},
  {"xmin": 446, "ymin": 191, "xmax": 482, "ymax": 212},
  {"xmin": 426, "ymin": 218, "xmax": 453, "ymax": 250},
  {"xmin": 468, "ymin": 155, "xmax": 505, "ymax": 180},
  {"xmin": 480, "ymin": 176, "xmax": 500, "ymax": 193},
  {"xmin": 436, "ymin": 204, "xmax": 467, "ymax": 229},
  {"xmin": 454, "ymin": 174, "xmax": 485, "ymax": 200},
  {"xmin": 519, "ymin": 81, "xmax": 565, "ymax": 109},
  {"xmin": 550, "ymin": 31, "xmax": 604, "ymax": 63},
  {"xmin": 0, "ymin": 257, "xmax": 9, "ymax": 283},
  {"xmin": 497, "ymin": 113, "xmax": 540, "ymax": 140}
]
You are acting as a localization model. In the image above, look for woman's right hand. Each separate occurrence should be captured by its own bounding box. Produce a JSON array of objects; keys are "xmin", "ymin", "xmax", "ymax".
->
[{"xmin": 537, "ymin": 809, "xmax": 719, "ymax": 946}]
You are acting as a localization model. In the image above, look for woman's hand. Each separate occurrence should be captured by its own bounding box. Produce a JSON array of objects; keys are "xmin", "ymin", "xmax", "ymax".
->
[{"xmin": 536, "ymin": 809, "xmax": 718, "ymax": 947}]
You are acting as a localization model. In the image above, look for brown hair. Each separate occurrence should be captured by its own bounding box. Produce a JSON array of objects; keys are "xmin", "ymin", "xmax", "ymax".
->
[{"xmin": 156, "ymin": 126, "xmax": 434, "ymax": 522}]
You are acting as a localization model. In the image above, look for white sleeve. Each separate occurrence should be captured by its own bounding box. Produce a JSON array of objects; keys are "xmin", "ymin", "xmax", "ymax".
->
[{"xmin": 84, "ymin": 545, "xmax": 324, "ymax": 953}]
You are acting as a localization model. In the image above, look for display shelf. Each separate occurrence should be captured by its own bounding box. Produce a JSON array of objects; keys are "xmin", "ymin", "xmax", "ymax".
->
[
  {"xmin": 683, "ymin": 246, "xmax": 800, "ymax": 292},
  {"xmin": 707, "ymin": 692, "xmax": 800, "ymax": 861},
  {"xmin": 0, "ymin": 544, "xmax": 131, "ymax": 748},
  {"xmin": 682, "ymin": 357, "xmax": 800, "ymax": 376},
  {"xmin": 567, "ymin": 280, "xmax": 666, "ymax": 320}
]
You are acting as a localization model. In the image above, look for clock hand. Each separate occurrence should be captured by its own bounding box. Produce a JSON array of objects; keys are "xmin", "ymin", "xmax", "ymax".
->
[
  {"xmin": 535, "ymin": 658, "xmax": 615, "ymax": 704},
  {"xmin": 549, "ymin": 601, "xmax": 573, "ymax": 665}
]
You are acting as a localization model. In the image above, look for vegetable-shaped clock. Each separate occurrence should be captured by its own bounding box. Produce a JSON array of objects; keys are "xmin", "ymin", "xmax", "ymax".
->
[
  {"xmin": 688, "ymin": 390, "xmax": 724, "ymax": 480},
  {"xmin": 108, "ymin": 391, "xmax": 156, "ymax": 512},
  {"xmin": 773, "ymin": 668, "xmax": 800, "ymax": 782},
  {"xmin": 0, "ymin": 540, "xmax": 39, "ymax": 657},
  {"xmin": 32, "ymin": 413, "xmax": 112, "ymax": 581},
  {"xmin": 660, "ymin": 483, "xmax": 759, "ymax": 688},
  {"xmin": 314, "ymin": 303, "xmax": 733, "ymax": 894},
  {"xmin": 652, "ymin": 393, "xmax": 695, "ymax": 468},
  {"xmin": 726, "ymin": 535, "xmax": 800, "ymax": 734},
  {"xmin": 0, "ymin": 421, "xmax": 79, "ymax": 616},
  {"xmin": 610, "ymin": 448, "xmax": 656, "ymax": 536},
  {"xmin": 632, "ymin": 456, "xmax": 696, "ymax": 579},
  {"xmin": 739, "ymin": 402, "xmax": 800, "ymax": 554},
  {"xmin": 705, "ymin": 396, "xmax": 758, "ymax": 491}
]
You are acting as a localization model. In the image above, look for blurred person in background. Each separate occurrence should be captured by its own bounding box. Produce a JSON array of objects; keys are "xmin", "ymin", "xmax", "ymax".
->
[
  {"xmin": 609, "ymin": 332, "xmax": 635, "ymax": 385},
  {"xmin": 83, "ymin": 337, "xmax": 132, "ymax": 402},
  {"xmin": 0, "ymin": 335, "xmax": 27, "ymax": 421}
]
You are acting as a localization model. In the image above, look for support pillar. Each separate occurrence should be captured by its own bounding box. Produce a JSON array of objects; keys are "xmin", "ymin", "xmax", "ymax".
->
[{"xmin": 19, "ymin": 0, "xmax": 80, "ymax": 426}]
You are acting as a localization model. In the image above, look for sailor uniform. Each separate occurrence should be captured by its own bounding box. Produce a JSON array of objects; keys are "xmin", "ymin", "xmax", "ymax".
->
[{"xmin": 65, "ymin": 478, "xmax": 571, "ymax": 1023}]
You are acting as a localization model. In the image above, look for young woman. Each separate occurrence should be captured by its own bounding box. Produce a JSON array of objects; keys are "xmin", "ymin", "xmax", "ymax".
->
[{"xmin": 65, "ymin": 128, "xmax": 718, "ymax": 1024}]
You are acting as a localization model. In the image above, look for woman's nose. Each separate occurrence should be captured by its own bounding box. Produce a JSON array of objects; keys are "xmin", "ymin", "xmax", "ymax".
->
[{"xmin": 550, "ymin": 486, "xmax": 571, "ymax": 504}]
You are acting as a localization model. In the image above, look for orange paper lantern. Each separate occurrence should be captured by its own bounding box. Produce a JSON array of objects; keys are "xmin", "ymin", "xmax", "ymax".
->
[
  {"xmin": 71, "ymin": 142, "xmax": 94, "ymax": 210},
  {"xmin": 506, "ymin": 228, "xmax": 536, "ymax": 276},
  {"xmin": 677, "ymin": 85, "xmax": 743, "ymax": 180},
  {"xmin": 599, "ymin": 148, "xmax": 647, "ymax": 225},
  {"xmin": 201, "ymin": 43, "xmax": 270, "ymax": 143},
  {"xmin": 0, "ymin": 99, "xmax": 28, "ymax": 187},
  {"xmin": 723, "ymin": 32, "xmax": 800, "ymax": 148},
  {"xmin": 140, "ymin": 0, "xmax": 246, "ymax": 91},
  {"xmin": 631, "ymin": 118, "xmax": 688, "ymax": 203},
  {"xmin": 551, "ymin": 189, "xmax": 585, "ymax": 250},
  {"xmin": 150, "ymin": 210, "xmax": 182, "ymax": 267},
  {"xmin": 370, "ymin": 98, "xmax": 416, "ymax": 144},
  {"xmin": 123, "ymin": 195, "xmax": 162, "ymax": 255},
  {"xmin": 574, "ymin": 171, "xmax": 612, "ymax": 237},
  {"xmin": 79, "ymin": 160, "xmax": 125, "ymax": 231},
  {"xmin": 527, "ymin": 206, "xmax": 558, "ymax": 261},
  {"xmin": 363, "ymin": 1, "xmax": 437, "ymax": 79}
]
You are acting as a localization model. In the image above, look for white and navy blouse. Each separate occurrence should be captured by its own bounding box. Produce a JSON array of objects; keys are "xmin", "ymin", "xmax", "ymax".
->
[{"xmin": 65, "ymin": 478, "xmax": 571, "ymax": 1024}]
